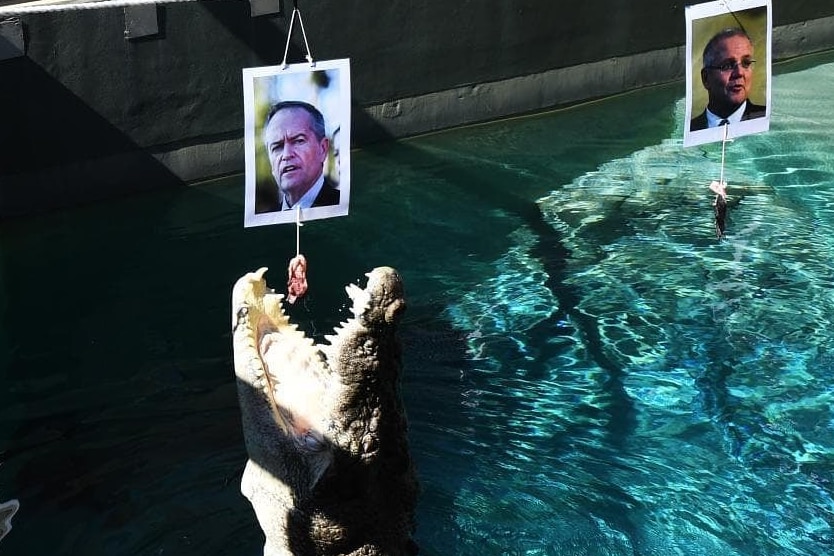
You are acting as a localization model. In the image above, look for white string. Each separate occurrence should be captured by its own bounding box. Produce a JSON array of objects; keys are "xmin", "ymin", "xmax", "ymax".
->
[
  {"xmin": 280, "ymin": 7, "xmax": 297, "ymax": 67},
  {"xmin": 0, "ymin": 0, "xmax": 210, "ymax": 17},
  {"xmin": 295, "ymin": 205, "xmax": 303, "ymax": 257},
  {"xmin": 294, "ymin": 7, "xmax": 313, "ymax": 64},
  {"xmin": 280, "ymin": 6, "xmax": 313, "ymax": 68},
  {"xmin": 719, "ymin": 122, "xmax": 730, "ymax": 186}
]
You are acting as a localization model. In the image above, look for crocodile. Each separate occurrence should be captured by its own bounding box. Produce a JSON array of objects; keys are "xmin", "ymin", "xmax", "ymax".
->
[
  {"xmin": 0, "ymin": 499, "xmax": 19, "ymax": 543},
  {"xmin": 231, "ymin": 266, "xmax": 419, "ymax": 556}
]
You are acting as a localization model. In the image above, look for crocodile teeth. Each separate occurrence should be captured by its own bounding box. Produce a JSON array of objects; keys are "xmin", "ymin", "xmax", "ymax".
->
[{"xmin": 345, "ymin": 283, "xmax": 370, "ymax": 317}]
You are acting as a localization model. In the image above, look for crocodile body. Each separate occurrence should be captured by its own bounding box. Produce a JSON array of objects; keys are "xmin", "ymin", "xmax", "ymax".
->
[{"xmin": 231, "ymin": 267, "xmax": 418, "ymax": 556}]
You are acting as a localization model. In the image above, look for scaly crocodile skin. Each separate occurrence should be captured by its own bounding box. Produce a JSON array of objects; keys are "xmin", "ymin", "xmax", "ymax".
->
[{"xmin": 231, "ymin": 267, "xmax": 418, "ymax": 556}]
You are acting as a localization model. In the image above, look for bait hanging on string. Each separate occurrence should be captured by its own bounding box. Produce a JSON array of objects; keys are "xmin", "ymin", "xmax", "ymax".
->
[
  {"xmin": 709, "ymin": 179, "xmax": 728, "ymax": 239},
  {"xmin": 710, "ymin": 123, "xmax": 732, "ymax": 239},
  {"xmin": 287, "ymin": 253, "xmax": 308, "ymax": 304},
  {"xmin": 286, "ymin": 206, "xmax": 308, "ymax": 304}
]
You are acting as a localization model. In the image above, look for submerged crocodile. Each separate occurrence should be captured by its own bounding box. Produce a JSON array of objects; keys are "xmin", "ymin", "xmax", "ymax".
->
[
  {"xmin": 0, "ymin": 499, "xmax": 19, "ymax": 543},
  {"xmin": 231, "ymin": 267, "xmax": 419, "ymax": 556}
]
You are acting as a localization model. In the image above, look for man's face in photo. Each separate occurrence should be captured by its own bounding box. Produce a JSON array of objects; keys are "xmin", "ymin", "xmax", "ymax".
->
[
  {"xmin": 263, "ymin": 107, "xmax": 329, "ymax": 201},
  {"xmin": 701, "ymin": 34, "xmax": 755, "ymax": 115}
]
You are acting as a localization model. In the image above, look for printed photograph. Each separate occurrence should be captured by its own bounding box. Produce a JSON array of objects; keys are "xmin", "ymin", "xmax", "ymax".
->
[
  {"xmin": 242, "ymin": 58, "xmax": 351, "ymax": 227},
  {"xmin": 684, "ymin": 0, "xmax": 771, "ymax": 147}
]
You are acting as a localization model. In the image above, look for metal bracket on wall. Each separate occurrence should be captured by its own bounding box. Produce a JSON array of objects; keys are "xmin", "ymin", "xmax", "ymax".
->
[
  {"xmin": 250, "ymin": 0, "xmax": 282, "ymax": 18},
  {"xmin": 124, "ymin": 5, "xmax": 159, "ymax": 40},
  {"xmin": 0, "ymin": 18, "xmax": 24, "ymax": 60}
]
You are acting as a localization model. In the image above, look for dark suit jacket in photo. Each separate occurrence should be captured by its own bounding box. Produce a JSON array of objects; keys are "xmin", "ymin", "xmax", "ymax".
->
[
  {"xmin": 311, "ymin": 177, "xmax": 341, "ymax": 208},
  {"xmin": 689, "ymin": 101, "xmax": 767, "ymax": 132},
  {"xmin": 259, "ymin": 176, "xmax": 341, "ymax": 213}
]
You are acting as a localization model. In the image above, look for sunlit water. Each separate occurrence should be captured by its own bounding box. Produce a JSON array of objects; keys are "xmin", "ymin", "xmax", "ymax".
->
[{"xmin": 2, "ymin": 51, "xmax": 834, "ymax": 555}]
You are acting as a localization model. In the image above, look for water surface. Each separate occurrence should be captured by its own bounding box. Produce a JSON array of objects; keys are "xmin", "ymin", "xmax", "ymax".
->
[{"xmin": 2, "ymin": 51, "xmax": 833, "ymax": 555}]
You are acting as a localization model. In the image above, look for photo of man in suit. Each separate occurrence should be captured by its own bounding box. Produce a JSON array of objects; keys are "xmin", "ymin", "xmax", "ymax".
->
[
  {"xmin": 262, "ymin": 100, "xmax": 340, "ymax": 211},
  {"xmin": 690, "ymin": 27, "xmax": 766, "ymax": 131}
]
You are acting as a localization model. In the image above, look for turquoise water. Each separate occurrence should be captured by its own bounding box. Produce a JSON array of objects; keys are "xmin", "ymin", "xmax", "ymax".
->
[{"xmin": 2, "ymin": 51, "xmax": 834, "ymax": 554}]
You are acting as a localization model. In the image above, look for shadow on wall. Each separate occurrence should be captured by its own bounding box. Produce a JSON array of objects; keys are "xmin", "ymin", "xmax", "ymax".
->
[
  {"xmin": 0, "ymin": 2, "xmax": 398, "ymax": 221},
  {"xmin": 0, "ymin": 56, "xmax": 184, "ymax": 220}
]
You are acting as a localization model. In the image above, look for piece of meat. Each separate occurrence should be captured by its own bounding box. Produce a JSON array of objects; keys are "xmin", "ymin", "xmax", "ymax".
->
[
  {"xmin": 714, "ymin": 194, "xmax": 727, "ymax": 238},
  {"xmin": 287, "ymin": 254, "xmax": 308, "ymax": 304},
  {"xmin": 709, "ymin": 180, "xmax": 728, "ymax": 239}
]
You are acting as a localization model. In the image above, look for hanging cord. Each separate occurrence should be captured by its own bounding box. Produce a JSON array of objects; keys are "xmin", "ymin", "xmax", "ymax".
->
[
  {"xmin": 279, "ymin": 1, "xmax": 314, "ymax": 303},
  {"xmin": 280, "ymin": 1, "xmax": 314, "ymax": 68},
  {"xmin": 719, "ymin": 122, "xmax": 730, "ymax": 186},
  {"xmin": 719, "ymin": 0, "xmax": 748, "ymax": 34},
  {"xmin": 295, "ymin": 205, "xmax": 302, "ymax": 257}
]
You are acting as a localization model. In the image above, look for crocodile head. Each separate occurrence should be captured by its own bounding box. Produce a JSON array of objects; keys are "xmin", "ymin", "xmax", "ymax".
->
[{"xmin": 231, "ymin": 266, "xmax": 418, "ymax": 556}]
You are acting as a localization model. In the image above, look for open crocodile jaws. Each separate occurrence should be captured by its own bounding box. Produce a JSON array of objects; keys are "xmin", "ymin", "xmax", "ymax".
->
[{"xmin": 231, "ymin": 266, "xmax": 418, "ymax": 556}]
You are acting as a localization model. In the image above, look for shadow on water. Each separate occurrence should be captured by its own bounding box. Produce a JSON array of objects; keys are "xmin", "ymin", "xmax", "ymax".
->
[
  {"xmin": 0, "ymin": 185, "xmax": 252, "ymax": 554},
  {"xmin": 16, "ymin": 59, "xmax": 834, "ymax": 553},
  {"xmin": 0, "ymin": 167, "xmax": 385, "ymax": 552},
  {"xmin": 0, "ymin": 169, "xmax": 406, "ymax": 553}
]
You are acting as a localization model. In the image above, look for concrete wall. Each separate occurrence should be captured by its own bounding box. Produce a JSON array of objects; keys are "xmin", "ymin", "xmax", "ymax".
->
[{"xmin": 1, "ymin": 0, "xmax": 833, "ymax": 217}]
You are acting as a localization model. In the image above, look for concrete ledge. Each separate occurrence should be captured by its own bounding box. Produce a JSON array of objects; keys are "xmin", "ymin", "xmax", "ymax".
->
[
  {"xmin": 0, "ymin": 149, "xmax": 182, "ymax": 218},
  {"xmin": 361, "ymin": 46, "xmax": 686, "ymax": 140},
  {"xmin": 3, "ymin": 14, "xmax": 832, "ymax": 218},
  {"xmin": 152, "ymin": 137, "xmax": 244, "ymax": 183},
  {"xmin": 772, "ymin": 15, "xmax": 834, "ymax": 60},
  {"xmin": 0, "ymin": 18, "xmax": 24, "ymax": 60},
  {"xmin": 359, "ymin": 15, "xmax": 834, "ymax": 141},
  {"xmin": 36, "ymin": 15, "xmax": 834, "ymax": 186},
  {"xmin": 143, "ymin": 13, "xmax": 834, "ymax": 185}
]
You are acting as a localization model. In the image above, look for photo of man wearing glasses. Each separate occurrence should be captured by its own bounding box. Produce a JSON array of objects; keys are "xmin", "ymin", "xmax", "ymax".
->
[{"xmin": 690, "ymin": 27, "xmax": 767, "ymax": 131}]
